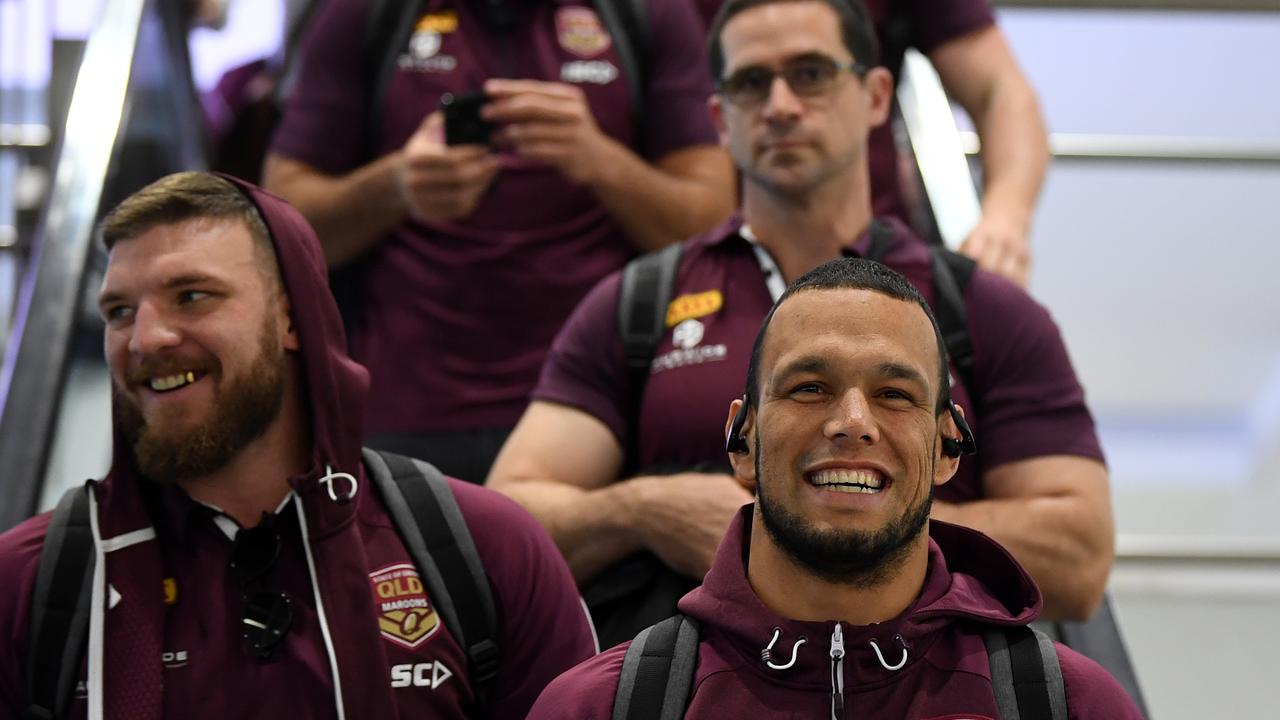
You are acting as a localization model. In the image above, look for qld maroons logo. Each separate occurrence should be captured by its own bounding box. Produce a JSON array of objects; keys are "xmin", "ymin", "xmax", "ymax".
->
[
  {"xmin": 370, "ymin": 563, "xmax": 440, "ymax": 649},
  {"xmin": 556, "ymin": 7, "xmax": 611, "ymax": 57}
]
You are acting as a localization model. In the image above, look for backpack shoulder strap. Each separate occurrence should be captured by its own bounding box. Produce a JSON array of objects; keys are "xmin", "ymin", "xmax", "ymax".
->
[
  {"xmin": 363, "ymin": 448, "xmax": 499, "ymax": 714},
  {"xmin": 983, "ymin": 625, "xmax": 1068, "ymax": 720},
  {"xmin": 862, "ymin": 221, "xmax": 976, "ymax": 395},
  {"xmin": 592, "ymin": 0, "xmax": 648, "ymax": 140},
  {"xmin": 928, "ymin": 246, "xmax": 977, "ymax": 394},
  {"xmin": 25, "ymin": 483, "xmax": 95, "ymax": 720},
  {"xmin": 364, "ymin": 0, "xmax": 424, "ymax": 155},
  {"xmin": 616, "ymin": 242, "xmax": 683, "ymax": 463},
  {"xmin": 611, "ymin": 614, "xmax": 701, "ymax": 720}
]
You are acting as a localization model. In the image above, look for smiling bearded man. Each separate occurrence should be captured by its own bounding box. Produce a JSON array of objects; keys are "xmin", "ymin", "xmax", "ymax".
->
[{"xmin": 115, "ymin": 299, "xmax": 287, "ymax": 483}]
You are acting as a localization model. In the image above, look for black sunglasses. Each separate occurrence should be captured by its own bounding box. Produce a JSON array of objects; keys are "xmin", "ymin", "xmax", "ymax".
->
[
  {"xmin": 718, "ymin": 56, "xmax": 869, "ymax": 107},
  {"xmin": 230, "ymin": 514, "xmax": 293, "ymax": 660}
]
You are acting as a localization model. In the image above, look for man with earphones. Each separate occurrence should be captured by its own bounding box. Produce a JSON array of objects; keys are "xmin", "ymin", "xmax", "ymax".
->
[
  {"xmin": 489, "ymin": 0, "xmax": 1112, "ymax": 648},
  {"xmin": 526, "ymin": 257, "xmax": 1141, "ymax": 719}
]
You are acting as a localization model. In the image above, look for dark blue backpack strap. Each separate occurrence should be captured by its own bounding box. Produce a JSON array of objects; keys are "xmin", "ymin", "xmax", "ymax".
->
[
  {"xmin": 364, "ymin": 0, "xmax": 424, "ymax": 155},
  {"xmin": 929, "ymin": 246, "xmax": 977, "ymax": 393},
  {"xmin": 984, "ymin": 625, "xmax": 1067, "ymax": 720},
  {"xmin": 592, "ymin": 0, "xmax": 648, "ymax": 141},
  {"xmin": 363, "ymin": 448, "xmax": 499, "ymax": 716},
  {"xmin": 612, "ymin": 614, "xmax": 701, "ymax": 720},
  {"xmin": 616, "ymin": 242, "xmax": 683, "ymax": 467},
  {"xmin": 25, "ymin": 483, "xmax": 95, "ymax": 720}
]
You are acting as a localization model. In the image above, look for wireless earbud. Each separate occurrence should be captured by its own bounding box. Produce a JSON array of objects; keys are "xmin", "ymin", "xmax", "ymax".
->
[
  {"xmin": 725, "ymin": 398, "xmax": 750, "ymax": 454},
  {"xmin": 941, "ymin": 401, "xmax": 977, "ymax": 458}
]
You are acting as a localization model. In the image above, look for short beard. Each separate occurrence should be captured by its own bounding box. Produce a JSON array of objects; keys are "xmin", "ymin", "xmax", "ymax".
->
[
  {"xmin": 755, "ymin": 436, "xmax": 932, "ymax": 588},
  {"xmin": 115, "ymin": 317, "xmax": 287, "ymax": 483}
]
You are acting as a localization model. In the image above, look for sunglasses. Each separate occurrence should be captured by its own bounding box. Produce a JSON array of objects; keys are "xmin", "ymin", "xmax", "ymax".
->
[
  {"xmin": 718, "ymin": 56, "xmax": 869, "ymax": 108},
  {"xmin": 230, "ymin": 515, "xmax": 293, "ymax": 660}
]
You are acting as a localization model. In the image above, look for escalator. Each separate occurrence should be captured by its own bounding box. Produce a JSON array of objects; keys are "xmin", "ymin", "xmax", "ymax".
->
[{"xmin": 0, "ymin": 0, "xmax": 206, "ymax": 532}]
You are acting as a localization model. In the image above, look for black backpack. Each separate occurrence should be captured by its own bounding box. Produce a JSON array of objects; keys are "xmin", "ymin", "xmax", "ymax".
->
[
  {"xmin": 611, "ymin": 614, "xmax": 1069, "ymax": 720},
  {"xmin": 22, "ymin": 449, "xmax": 499, "ymax": 720}
]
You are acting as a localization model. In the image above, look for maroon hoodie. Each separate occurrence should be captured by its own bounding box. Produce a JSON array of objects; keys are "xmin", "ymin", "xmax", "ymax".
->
[
  {"xmin": 0, "ymin": 176, "xmax": 596, "ymax": 719},
  {"xmin": 529, "ymin": 508, "xmax": 1142, "ymax": 719}
]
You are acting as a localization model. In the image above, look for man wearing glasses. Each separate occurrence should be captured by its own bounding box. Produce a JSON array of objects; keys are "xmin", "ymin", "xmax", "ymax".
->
[
  {"xmin": 489, "ymin": 0, "xmax": 1113, "ymax": 649},
  {"xmin": 0, "ymin": 172, "xmax": 596, "ymax": 718}
]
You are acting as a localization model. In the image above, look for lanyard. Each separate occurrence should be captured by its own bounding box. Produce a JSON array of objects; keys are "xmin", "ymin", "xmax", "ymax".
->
[{"xmin": 739, "ymin": 223, "xmax": 787, "ymax": 302}]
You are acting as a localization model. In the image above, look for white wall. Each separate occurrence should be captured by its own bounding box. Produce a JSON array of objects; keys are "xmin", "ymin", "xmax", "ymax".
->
[{"xmin": 1000, "ymin": 8, "xmax": 1280, "ymax": 718}]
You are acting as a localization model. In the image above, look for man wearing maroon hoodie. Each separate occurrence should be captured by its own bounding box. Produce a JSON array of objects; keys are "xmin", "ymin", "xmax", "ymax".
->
[
  {"xmin": 0, "ymin": 172, "xmax": 596, "ymax": 718},
  {"xmin": 527, "ymin": 258, "xmax": 1141, "ymax": 719}
]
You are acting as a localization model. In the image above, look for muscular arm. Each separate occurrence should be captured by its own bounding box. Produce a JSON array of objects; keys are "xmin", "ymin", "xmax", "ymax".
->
[
  {"xmin": 931, "ymin": 455, "xmax": 1113, "ymax": 621},
  {"xmin": 262, "ymin": 152, "xmax": 407, "ymax": 267},
  {"xmin": 487, "ymin": 401, "xmax": 752, "ymax": 584},
  {"xmin": 586, "ymin": 143, "xmax": 737, "ymax": 253},
  {"xmin": 930, "ymin": 25, "xmax": 1049, "ymax": 286}
]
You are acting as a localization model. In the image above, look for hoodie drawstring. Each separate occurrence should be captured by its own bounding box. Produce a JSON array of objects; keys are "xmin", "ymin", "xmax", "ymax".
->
[
  {"xmin": 319, "ymin": 464, "xmax": 358, "ymax": 503},
  {"xmin": 295, "ymin": 491, "xmax": 347, "ymax": 719},
  {"xmin": 869, "ymin": 634, "xmax": 909, "ymax": 671},
  {"xmin": 829, "ymin": 623, "xmax": 845, "ymax": 720},
  {"xmin": 761, "ymin": 627, "xmax": 807, "ymax": 670}
]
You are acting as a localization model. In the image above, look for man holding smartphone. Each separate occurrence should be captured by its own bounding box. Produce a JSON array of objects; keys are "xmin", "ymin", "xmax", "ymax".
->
[{"xmin": 263, "ymin": 0, "xmax": 734, "ymax": 483}]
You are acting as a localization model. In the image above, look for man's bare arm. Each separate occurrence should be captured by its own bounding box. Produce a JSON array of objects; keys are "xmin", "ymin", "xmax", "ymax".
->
[
  {"xmin": 262, "ymin": 152, "xmax": 407, "ymax": 267},
  {"xmin": 932, "ymin": 455, "xmax": 1113, "ymax": 621},
  {"xmin": 931, "ymin": 25, "xmax": 1050, "ymax": 286},
  {"xmin": 487, "ymin": 401, "xmax": 752, "ymax": 584},
  {"xmin": 483, "ymin": 79, "xmax": 737, "ymax": 253}
]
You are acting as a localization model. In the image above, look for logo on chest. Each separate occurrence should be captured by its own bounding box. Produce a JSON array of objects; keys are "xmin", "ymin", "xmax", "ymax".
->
[
  {"xmin": 370, "ymin": 563, "xmax": 441, "ymax": 649},
  {"xmin": 556, "ymin": 7, "xmax": 612, "ymax": 57},
  {"xmin": 399, "ymin": 11, "xmax": 460, "ymax": 73}
]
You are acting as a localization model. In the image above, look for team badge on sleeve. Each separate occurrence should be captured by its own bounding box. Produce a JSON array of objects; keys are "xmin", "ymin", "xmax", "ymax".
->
[
  {"xmin": 370, "ymin": 563, "xmax": 441, "ymax": 649},
  {"xmin": 556, "ymin": 7, "xmax": 612, "ymax": 57}
]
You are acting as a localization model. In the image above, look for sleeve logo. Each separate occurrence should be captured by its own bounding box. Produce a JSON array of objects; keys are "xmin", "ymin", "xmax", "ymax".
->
[{"xmin": 370, "ymin": 563, "xmax": 441, "ymax": 649}]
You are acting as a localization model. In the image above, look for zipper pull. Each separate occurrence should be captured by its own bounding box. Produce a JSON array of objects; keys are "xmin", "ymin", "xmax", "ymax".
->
[{"xmin": 830, "ymin": 623, "xmax": 845, "ymax": 719}]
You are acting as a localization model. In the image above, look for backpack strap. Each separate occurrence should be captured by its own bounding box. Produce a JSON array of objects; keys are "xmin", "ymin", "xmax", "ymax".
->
[
  {"xmin": 363, "ymin": 448, "xmax": 500, "ymax": 715},
  {"xmin": 984, "ymin": 625, "xmax": 1068, "ymax": 720},
  {"xmin": 365, "ymin": 0, "xmax": 424, "ymax": 155},
  {"xmin": 864, "ymin": 217, "xmax": 896, "ymax": 264},
  {"xmin": 862, "ymin": 220, "xmax": 976, "ymax": 394},
  {"xmin": 25, "ymin": 484, "xmax": 95, "ymax": 720},
  {"xmin": 616, "ymin": 242, "xmax": 683, "ymax": 465},
  {"xmin": 611, "ymin": 614, "xmax": 701, "ymax": 720},
  {"xmin": 929, "ymin": 247, "xmax": 977, "ymax": 394},
  {"xmin": 593, "ymin": 0, "xmax": 648, "ymax": 140}
]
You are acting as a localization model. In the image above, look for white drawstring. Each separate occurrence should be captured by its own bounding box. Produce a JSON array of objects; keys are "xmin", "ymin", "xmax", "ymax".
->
[
  {"xmin": 86, "ymin": 488, "xmax": 106, "ymax": 720},
  {"xmin": 761, "ymin": 628, "xmax": 807, "ymax": 670},
  {"xmin": 318, "ymin": 465, "xmax": 358, "ymax": 503},
  {"xmin": 869, "ymin": 635, "xmax": 909, "ymax": 671},
  {"xmin": 296, "ymin": 492, "xmax": 347, "ymax": 719}
]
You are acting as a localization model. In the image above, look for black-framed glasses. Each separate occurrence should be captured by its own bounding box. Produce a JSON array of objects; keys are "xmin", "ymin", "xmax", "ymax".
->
[
  {"xmin": 718, "ymin": 56, "xmax": 870, "ymax": 107},
  {"xmin": 230, "ymin": 514, "xmax": 293, "ymax": 660}
]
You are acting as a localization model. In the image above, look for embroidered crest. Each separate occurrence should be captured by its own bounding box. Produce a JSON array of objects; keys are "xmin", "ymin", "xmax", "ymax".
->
[
  {"xmin": 370, "ymin": 563, "xmax": 440, "ymax": 649},
  {"xmin": 556, "ymin": 7, "xmax": 611, "ymax": 58}
]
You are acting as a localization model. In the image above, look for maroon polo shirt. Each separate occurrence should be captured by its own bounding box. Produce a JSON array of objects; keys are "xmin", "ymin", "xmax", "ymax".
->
[
  {"xmin": 695, "ymin": 0, "xmax": 996, "ymax": 223},
  {"xmin": 534, "ymin": 214, "xmax": 1103, "ymax": 501},
  {"xmin": 272, "ymin": 0, "xmax": 719, "ymax": 433}
]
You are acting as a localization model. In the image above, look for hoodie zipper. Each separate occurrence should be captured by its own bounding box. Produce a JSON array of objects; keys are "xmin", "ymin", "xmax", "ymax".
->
[{"xmin": 830, "ymin": 623, "xmax": 845, "ymax": 720}]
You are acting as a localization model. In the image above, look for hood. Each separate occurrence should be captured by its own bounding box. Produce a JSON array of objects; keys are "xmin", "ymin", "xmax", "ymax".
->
[
  {"xmin": 99, "ymin": 174, "xmax": 369, "ymax": 538},
  {"xmin": 678, "ymin": 506, "xmax": 1042, "ymax": 688}
]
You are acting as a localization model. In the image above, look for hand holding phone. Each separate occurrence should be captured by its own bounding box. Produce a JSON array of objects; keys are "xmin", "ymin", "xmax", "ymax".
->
[{"xmin": 440, "ymin": 91, "xmax": 494, "ymax": 146}]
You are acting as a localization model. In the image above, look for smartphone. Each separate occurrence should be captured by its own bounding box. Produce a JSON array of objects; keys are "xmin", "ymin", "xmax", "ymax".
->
[{"xmin": 440, "ymin": 91, "xmax": 494, "ymax": 146}]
